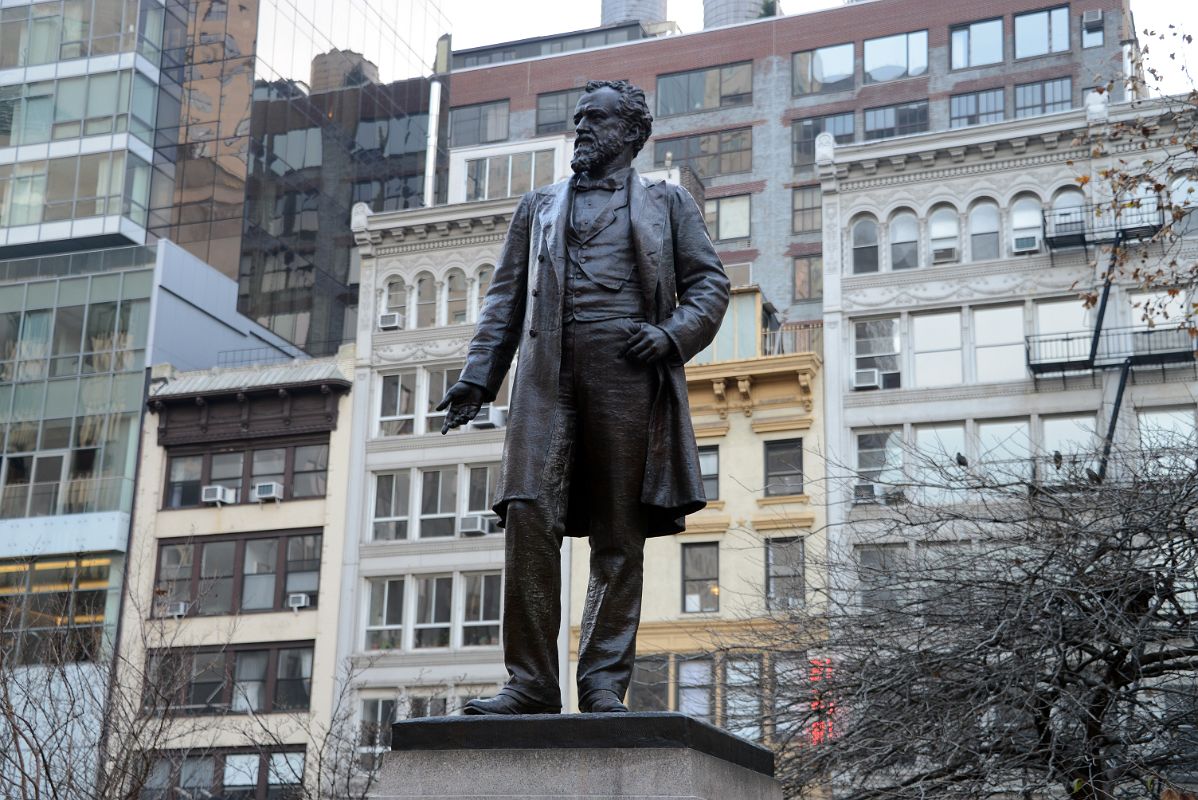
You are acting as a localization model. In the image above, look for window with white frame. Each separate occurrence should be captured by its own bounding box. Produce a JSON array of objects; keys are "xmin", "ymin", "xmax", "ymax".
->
[
  {"xmin": 704, "ymin": 195, "xmax": 751, "ymax": 241},
  {"xmin": 1138, "ymin": 408, "xmax": 1196, "ymax": 472},
  {"xmin": 854, "ymin": 317, "xmax": 900, "ymax": 389},
  {"xmin": 950, "ymin": 88, "xmax": 1004, "ymax": 128},
  {"xmin": 969, "ymin": 200, "xmax": 1001, "ymax": 259},
  {"xmin": 929, "ymin": 206, "xmax": 960, "ymax": 263},
  {"xmin": 414, "ymin": 575, "xmax": 453, "ymax": 648},
  {"xmin": 855, "ymin": 543, "xmax": 909, "ymax": 610},
  {"xmin": 974, "ymin": 305, "xmax": 1026, "ymax": 382},
  {"xmin": 366, "ymin": 578, "xmax": 404, "ymax": 650},
  {"xmin": 1033, "ymin": 298, "xmax": 1087, "ymax": 363},
  {"xmin": 682, "ymin": 542, "xmax": 719, "ymax": 613},
  {"xmin": 793, "ymin": 43, "xmax": 854, "ymax": 95},
  {"xmin": 951, "ymin": 19, "xmax": 1003, "ymax": 68},
  {"xmin": 723, "ymin": 656, "xmax": 763, "ymax": 740},
  {"xmin": 1049, "ymin": 187, "xmax": 1086, "ymax": 235},
  {"xmin": 446, "ymin": 270, "xmax": 468, "ymax": 325},
  {"xmin": 461, "ymin": 571, "xmax": 502, "ymax": 646},
  {"xmin": 414, "ymin": 273, "xmax": 436, "ymax": 328},
  {"xmin": 676, "ymin": 656, "xmax": 714, "ymax": 721},
  {"xmin": 976, "ymin": 418, "xmax": 1032, "ymax": 479},
  {"xmin": 425, "ymin": 364, "xmax": 464, "ymax": 434},
  {"xmin": 360, "ymin": 698, "xmax": 398, "ymax": 751},
  {"xmin": 1041, "ymin": 414, "xmax": 1095, "ymax": 469},
  {"xmin": 889, "ymin": 211, "xmax": 918, "ymax": 270},
  {"xmin": 1011, "ymin": 195, "xmax": 1043, "ymax": 251},
  {"xmin": 418, "ymin": 468, "xmax": 457, "ymax": 538},
  {"xmin": 912, "ymin": 311, "xmax": 962, "ymax": 387},
  {"xmin": 1014, "ymin": 6, "xmax": 1069, "ymax": 59},
  {"xmin": 851, "ymin": 216, "xmax": 879, "ymax": 274},
  {"xmin": 372, "ymin": 471, "xmax": 410, "ymax": 540},
  {"xmin": 385, "ymin": 279, "xmax": 406, "ymax": 320},
  {"xmin": 766, "ymin": 536, "xmax": 804, "ymax": 610},
  {"xmin": 913, "ymin": 423, "xmax": 966, "ymax": 503},
  {"xmin": 465, "ymin": 149, "xmax": 555, "ymax": 202},
  {"xmin": 379, "ymin": 371, "xmax": 416, "ymax": 435},
  {"xmin": 856, "ymin": 428, "xmax": 902, "ymax": 490},
  {"xmin": 1015, "ymin": 77, "xmax": 1072, "ymax": 117},
  {"xmin": 466, "ymin": 463, "xmax": 500, "ymax": 516}
]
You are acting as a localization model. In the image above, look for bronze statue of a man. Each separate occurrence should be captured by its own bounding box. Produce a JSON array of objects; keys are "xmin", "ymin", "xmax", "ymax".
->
[{"xmin": 438, "ymin": 79, "xmax": 730, "ymax": 715}]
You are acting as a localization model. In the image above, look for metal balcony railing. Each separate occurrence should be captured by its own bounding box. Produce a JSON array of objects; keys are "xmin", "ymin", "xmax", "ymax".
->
[
  {"xmin": 1026, "ymin": 325, "xmax": 1195, "ymax": 374},
  {"xmin": 762, "ymin": 322, "xmax": 823, "ymax": 358},
  {"xmin": 1044, "ymin": 202, "xmax": 1166, "ymax": 249}
]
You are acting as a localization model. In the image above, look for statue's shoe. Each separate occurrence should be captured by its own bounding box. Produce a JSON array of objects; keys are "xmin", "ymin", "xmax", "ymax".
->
[
  {"xmin": 462, "ymin": 693, "xmax": 561, "ymax": 715},
  {"xmin": 579, "ymin": 689, "xmax": 629, "ymax": 713}
]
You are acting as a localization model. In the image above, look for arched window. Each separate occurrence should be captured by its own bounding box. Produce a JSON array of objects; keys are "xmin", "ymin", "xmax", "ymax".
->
[
  {"xmin": 446, "ymin": 269, "xmax": 468, "ymax": 325},
  {"xmin": 852, "ymin": 216, "xmax": 879, "ymax": 274},
  {"xmin": 1011, "ymin": 196, "xmax": 1043, "ymax": 253},
  {"xmin": 384, "ymin": 279, "xmax": 407, "ymax": 328},
  {"xmin": 414, "ymin": 272, "xmax": 436, "ymax": 328},
  {"xmin": 889, "ymin": 211, "xmax": 918, "ymax": 270},
  {"xmin": 929, "ymin": 205, "xmax": 960, "ymax": 263},
  {"xmin": 1121, "ymin": 181, "xmax": 1162, "ymax": 232},
  {"xmin": 477, "ymin": 265, "xmax": 494, "ymax": 313},
  {"xmin": 969, "ymin": 200, "xmax": 1000, "ymax": 260},
  {"xmin": 1049, "ymin": 187, "xmax": 1086, "ymax": 236},
  {"xmin": 1171, "ymin": 174, "xmax": 1198, "ymax": 235}
]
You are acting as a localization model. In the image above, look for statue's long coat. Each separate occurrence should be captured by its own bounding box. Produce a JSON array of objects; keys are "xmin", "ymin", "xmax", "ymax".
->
[{"xmin": 460, "ymin": 170, "xmax": 730, "ymax": 537}]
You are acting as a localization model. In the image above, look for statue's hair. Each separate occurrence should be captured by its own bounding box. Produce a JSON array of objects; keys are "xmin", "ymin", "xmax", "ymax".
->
[{"xmin": 583, "ymin": 79, "xmax": 654, "ymax": 156}]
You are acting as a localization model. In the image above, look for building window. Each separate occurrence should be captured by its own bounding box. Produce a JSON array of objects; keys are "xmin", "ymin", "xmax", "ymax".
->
[
  {"xmin": 1011, "ymin": 195, "xmax": 1044, "ymax": 250},
  {"xmin": 656, "ymin": 62, "xmax": 752, "ymax": 117},
  {"xmin": 1081, "ymin": 13, "xmax": 1104, "ymax": 48},
  {"xmin": 360, "ymin": 698, "xmax": 398, "ymax": 750},
  {"xmin": 1041, "ymin": 414, "xmax": 1095, "ymax": 459},
  {"xmin": 929, "ymin": 206, "xmax": 960, "ymax": 263},
  {"xmin": 379, "ymin": 371, "xmax": 417, "ymax": 436},
  {"xmin": 912, "ymin": 311, "xmax": 962, "ymax": 388},
  {"xmin": 851, "ymin": 216, "xmax": 879, "ymax": 274},
  {"xmin": 1015, "ymin": 77, "xmax": 1072, "ymax": 117},
  {"xmin": 414, "ymin": 273, "xmax": 436, "ymax": 328},
  {"xmin": 465, "ymin": 150, "xmax": 555, "ymax": 202},
  {"xmin": 969, "ymin": 200, "xmax": 1001, "ymax": 259},
  {"xmin": 863, "ymin": 30, "xmax": 927, "ymax": 83},
  {"xmin": 856, "ymin": 429, "xmax": 903, "ymax": 489},
  {"xmin": 792, "ymin": 43, "xmax": 853, "ymax": 95},
  {"xmin": 854, "ymin": 318, "xmax": 900, "ymax": 389},
  {"xmin": 0, "ymin": 555, "xmax": 110, "ymax": 665},
  {"xmin": 1015, "ymin": 6, "xmax": 1069, "ymax": 59},
  {"xmin": 414, "ymin": 575, "xmax": 453, "ymax": 648},
  {"xmin": 950, "ymin": 19, "xmax": 1003, "ymax": 68},
  {"xmin": 446, "ymin": 269, "xmax": 468, "ymax": 325},
  {"xmin": 724, "ymin": 656, "xmax": 763, "ymax": 740},
  {"xmin": 676, "ymin": 656, "xmax": 714, "ymax": 720},
  {"xmin": 163, "ymin": 443, "xmax": 330, "ymax": 509},
  {"xmin": 366, "ymin": 578, "xmax": 405, "ymax": 650},
  {"xmin": 418, "ymin": 467, "xmax": 458, "ymax": 538},
  {"xmin": 764, "ymin": 439, "xmax": 804, "ymax": 497},
  {"xmin": 373, "ymin": 472, "xmax": 410, "ymax": 541},
  {"xmin": 142, "ymin": 751, "xmax": 305, "ymax": 800},
  {"xmin": 974, "ymin": 306, "xmax": 1026, "ymax": 382},
  {"xmin": 950, "ymin": 88, "xmax": 1004, "ymax": 127},
  {"xmin": 698, "ymin": 445, "xmax": 719, "ymax": 500},
  {"xmin": 889, "ymin": 211, "xmax": 919, "ymax": 270},
  {"xmin": 977, "ymin": 419, "xmax": 1031, "ymax": 475},
  {"xmin": 704, "ymin": 195, "xmax": 750, "ymax": 241},
  {"xmin": 449, "ymin": 100, "xmax": 509, "ymax": 147},
  {"xmin": 653, "ymin": 128, "xmax": 751, "ymax": 179},
  {"xmin": 461, "ymin": 572, "xmax": 502, "ymax": 646},
  {"xmin": 146, "ymin": 644, "xmax": 314, "ymax": 715},
  {"xmin": 791, "ymin": 113, "xmax": 853, "ymax": 167},
  {"xmin": 766, "ymin": 536, "xmax": 804, "ymax": 610},
  {"xmin": 864, "ymin": 100, "xmax": 929, "ymax": 140},
  {"xmin": 682, "ymin": 542, "xmax": 719, "ymax": 613},
  {"xmin": 154, "ymin": 533, "xmax": 322, "ymax": 617},
  {"xmin": 855, "ymin": 543, "xmax": 908, "ymax": 610},
  {"xmin": 793, "ymin": 256, "xmax": 823, "ymax": 301},
  {"xmin": 425, "ymin": 365, "xmax": 463, "ymax": 435},
  {"xmin": 792, "ymin": 186, "xmax": 821, "ymax": 233},
  {"xmin": 628, "ymin": 655, "xmax": 670, "ymax": 711},
  {"xmin": 536, "ymin": 87, "xmax": 584, "ymax": 134}
]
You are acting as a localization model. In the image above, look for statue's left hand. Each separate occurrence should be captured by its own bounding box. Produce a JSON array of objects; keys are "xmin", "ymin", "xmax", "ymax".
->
[{"xmin": 622, "ymin": 323, "xmax": 674, "ymax": 364}]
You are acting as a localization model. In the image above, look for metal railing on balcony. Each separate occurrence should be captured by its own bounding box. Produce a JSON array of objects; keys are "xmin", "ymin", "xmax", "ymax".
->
[
  {"xmin": 0, "ymin": 477, "xmax": 134, "ymax": 520},
  {"xmin": 762, "ymin": 322, "xmax": 823, "ymax": 358},
  {"xmin": 1026, "ymin": 325, "xmax": 1195, "ymax": 374},
  {"xmin": 1044, "ymin": 201, "xmax": 1165, "ymax": 249}
]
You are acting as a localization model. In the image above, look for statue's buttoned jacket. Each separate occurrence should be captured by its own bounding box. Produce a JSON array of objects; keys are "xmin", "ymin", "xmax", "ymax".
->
[{"xmin": 461, "ymin": 170, "xmax": 730, "ymax": 537}]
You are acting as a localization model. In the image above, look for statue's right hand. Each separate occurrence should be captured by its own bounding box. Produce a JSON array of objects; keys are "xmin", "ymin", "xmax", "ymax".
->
[{"xmin": 435, "ymin": 381, "xmax": 487, "ymax": 434}]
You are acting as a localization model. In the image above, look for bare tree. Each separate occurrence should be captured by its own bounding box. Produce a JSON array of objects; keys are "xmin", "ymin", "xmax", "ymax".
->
[{"xmin": 758, "ymin": 440, "xmax": 1198, "ymax": 800}]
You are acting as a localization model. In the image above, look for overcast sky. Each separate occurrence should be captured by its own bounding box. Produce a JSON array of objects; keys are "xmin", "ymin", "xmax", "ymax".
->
[{"xmin": 443, "ymin": 0, "xmax": 1194, "ymax": 95}]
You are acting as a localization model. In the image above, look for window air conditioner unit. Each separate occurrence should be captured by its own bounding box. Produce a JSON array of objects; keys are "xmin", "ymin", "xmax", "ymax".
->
[
  {"xmin": 853, "ymin": 483, "xmax": 878, "ymax": 504},
  {"xmin": 253, "ymin": 481, "xmax": 284, "ymax": 502},
  {"xmin": 1012, "ymin": 234, "xmax": 1041, "ymax": 254},
  {"xmin": 932, "ymin": 246, "xmax": 958, "ymax": 264},
  {"xmin": 460, "ymin": 514, "xmax": 488, "ymax": 537},
  {"xmin": 378, "ymin": 312, "xmax": 402, "ymax": 330},
  {"xmin": 201, "ymin": 484, "xmax": 235, "ymax": 505},
  {"xmin": 165, "ymin": 601, "xmax": 189, "ymax": 619},
  {"xmin": 1082, "ymin": 9, "xmax": 1103, "ymax": 31},
  {"xmin": 287, "ymin": 593, "xmax": 311, "ymax": 610},
  {"xmin": 853, "ymin": 368, "xmax": 881, "ymax": 390},
  {"xmin": 469, "ymin": 406, "xmax": 501, "ymax": 429}
]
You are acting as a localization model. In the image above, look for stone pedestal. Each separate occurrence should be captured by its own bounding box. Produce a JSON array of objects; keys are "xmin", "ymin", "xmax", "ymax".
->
[{"xmin": 371, "ymin": 712, "xmax": 783, "ymax": 800}]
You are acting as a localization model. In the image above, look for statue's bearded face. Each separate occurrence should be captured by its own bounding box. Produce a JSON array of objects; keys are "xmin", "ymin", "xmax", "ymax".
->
[{"xmin": 571, "ymin": 87, "xmax": 630, "ymax": 175}]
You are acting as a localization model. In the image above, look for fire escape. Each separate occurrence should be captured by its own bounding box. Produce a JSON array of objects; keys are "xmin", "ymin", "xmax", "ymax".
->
[{"xmin": 1024, "ymin": 199, "xmax": 1194, "ymax": 480}]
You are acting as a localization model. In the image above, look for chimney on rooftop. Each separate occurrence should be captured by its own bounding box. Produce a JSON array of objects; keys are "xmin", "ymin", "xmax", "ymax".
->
[{"xmin": 601, "ymin": 0, "xmax": 667, "ymax": 26}]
